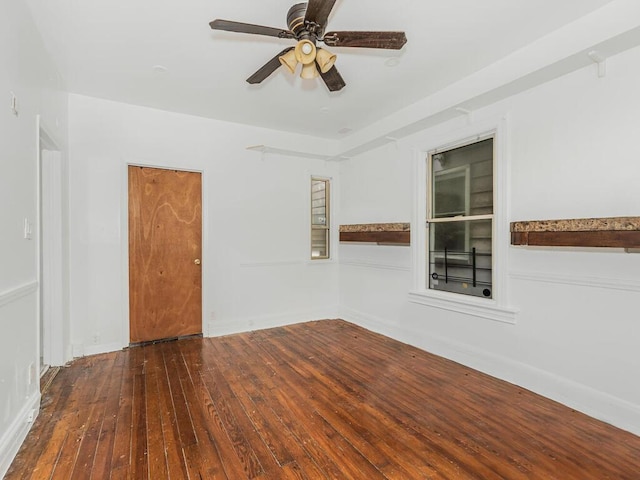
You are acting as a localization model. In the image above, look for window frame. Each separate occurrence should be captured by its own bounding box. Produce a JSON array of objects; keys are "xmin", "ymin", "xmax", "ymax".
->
[
  {"xmin": 310, "ymin": 176, "xmax": 331, "ymax": 260},
  {"xmin": 427, "ymin": 135, "xmax": 495, "ymax": 294},
  {"xmin": 409, "ymin": 116, "xmax": 517, "ymax": 324}
]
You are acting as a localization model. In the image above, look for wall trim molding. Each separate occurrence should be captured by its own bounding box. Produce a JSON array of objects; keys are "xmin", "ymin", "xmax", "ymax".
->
[
  {"xmin": 239, "ymin": 260, "xmax": 305, "ymax": 268},
  {"xmin": 209, "ymin": 307, "xmax": 340, "ymax": 338},
  {"xmin": 340, "ymin": 260, "xmax": 411, "ymax": 272},
  {"xmin": 407, "ymin": 291, "xmax": 518, "ymax": 324},
  {"xmin": 509, "ymin": 270, "xmax": 640, "ymax": 292},
  {"xmin": 340, "ymin": 306, "xmax": 640, "ymax": 437},
  {"xmin": 82, "ymin": 342, "xmax": 126, "ymax": 358},
  {"xmin": 0, "ymin": 391, "xmax": 40, "ymax": 478},
  {"xmin": 0, "ymin": 282, "xmax": 38, "ymax": 308}
]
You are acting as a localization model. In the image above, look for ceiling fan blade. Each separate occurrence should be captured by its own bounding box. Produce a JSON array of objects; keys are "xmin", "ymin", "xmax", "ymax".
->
[
  {"xmin": 323, "ymin": 31, "xmax": 407, "ymax": 49},
  {"xmin": 304, "ymin": 0, "xmax": 338, "ymax": 28},
  {"xmin": 317, "ymin": 63, "xmax": 345, "ymax": 92},
  {"xmin": 247, "ymin": 47, "xmax": 295, "ymax": 84},
  {"xmin": 210, "ymin": 19, "xmax": 294, "ymax": 39}
]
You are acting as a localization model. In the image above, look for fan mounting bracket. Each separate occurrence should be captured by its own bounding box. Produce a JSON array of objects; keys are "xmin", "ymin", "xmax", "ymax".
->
[
  {"xmin": 322, "ymin": 33, "xmax": 338, "ymax": 46},
  {"xmin": 304, "ymin": 21, "xmax": 324, "ymax": 37}
]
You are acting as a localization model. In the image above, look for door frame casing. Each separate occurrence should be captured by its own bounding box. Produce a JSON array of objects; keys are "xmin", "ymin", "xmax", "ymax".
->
[
  {"xmin": 120, "ymin": 161, "xmax": 207, "ymax": 348},
  {"xmin": 37, "ymin": 116, "xmax": 66, "ymax": 367}
]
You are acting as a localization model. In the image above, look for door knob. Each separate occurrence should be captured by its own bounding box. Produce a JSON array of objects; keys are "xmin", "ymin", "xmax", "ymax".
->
[{"xmin": 194, "ymin": 259, "xmax": 201, "ymax": 265}]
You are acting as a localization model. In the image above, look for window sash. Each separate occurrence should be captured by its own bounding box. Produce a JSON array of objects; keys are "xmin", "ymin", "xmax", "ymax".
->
[
  {"xmin": 426, "ymin": 136, "xmax": 495, "ymax": 299},
  {"xmin": 427, "ymin": 214, "xmax": 494, "ymax": 224},
  {"xmin": 311, "ymin": 177, "xmax": 330, "ymax": 260}
]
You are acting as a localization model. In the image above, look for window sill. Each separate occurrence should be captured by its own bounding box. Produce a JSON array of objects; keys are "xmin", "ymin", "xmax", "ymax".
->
[
  {"xmin": 307, "ymin": 258, "xmax": 336, "ymax": 266},
  {"xmin": 408, "ymin": 290, "xmax": 518, "ymax": 324}
]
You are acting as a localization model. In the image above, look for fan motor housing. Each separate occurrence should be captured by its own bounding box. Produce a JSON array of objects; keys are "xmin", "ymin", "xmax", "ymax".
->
[{"xmin": 287, "ymin": 3, "xmax": 308, "ymax": 36}]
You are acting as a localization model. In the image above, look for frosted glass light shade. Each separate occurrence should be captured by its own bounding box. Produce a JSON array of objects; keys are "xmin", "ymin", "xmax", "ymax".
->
[
  {"xmin": 300, "ymin": 62, "xmax": 319, "ymax": 79},
  {"xmin": 316, "ymin": 48, "xmax": 336, "ymax": 73},
  {"xmin": 279, "ymin": 50, "xmax": 298, "ymax": 74},
  {"xmin": 295, "ymin": 39, "xmax": 317, "ymax": 65}
]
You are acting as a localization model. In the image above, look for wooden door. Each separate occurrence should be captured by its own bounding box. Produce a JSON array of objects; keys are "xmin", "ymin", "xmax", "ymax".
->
[{"xmin": 128, "ymin": 166, "xmax": 202, "ymax": 343}]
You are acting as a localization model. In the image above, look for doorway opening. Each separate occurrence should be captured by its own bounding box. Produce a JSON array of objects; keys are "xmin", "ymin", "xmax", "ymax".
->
[{"xmin": 38, "ymin": 121, "xmax": 65, "ymax": 374}]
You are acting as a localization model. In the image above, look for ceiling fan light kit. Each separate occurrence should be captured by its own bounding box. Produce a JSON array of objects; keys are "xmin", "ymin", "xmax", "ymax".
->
[
  {"xmin": 209, "ymin": 0, "xmax": 407, "ymax": 91},
  {"xmin": 301, "ymin": 62, "xmax": 320, "ymax": 79},
  {"xmin": 278, "ymin": 49, "xmax": 298, "ymax": 74},
  {"xmin": 316, "ymin": 48, "xmax": 336, "ymax": 73},
  {"xmin": 294, "ymin": 39, "xmax": 317, "ymax": 65}
]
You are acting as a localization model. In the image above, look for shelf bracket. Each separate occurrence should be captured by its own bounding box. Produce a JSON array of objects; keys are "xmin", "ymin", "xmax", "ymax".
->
[
  {"xmin": 385, "ymin": 136, "xmax": 399, "ymax": 149},
  {"xmin": 455, "ymin": 106, "xmax": 474, "ymax": 124},
  {"xmin": 588, "ymin": 50, "xmax": 607, "ymax": 78}
]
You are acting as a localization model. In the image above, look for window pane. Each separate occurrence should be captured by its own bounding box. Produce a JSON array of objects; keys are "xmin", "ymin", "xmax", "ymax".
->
[
  {"xmin": 428, "ymin": 219, "xmax": 492, "ymax": 298},
  {"xmin": 311, "ymin": 179, "xmax": 327, "ymax": 226},
  {"xmin": 311, "ymin": 178, "xmax": 329, "ymax": 259},
  {"xmin": 433, "ymin": 167, "xmax": 468, "ymax": 217},
  {"xmin": 311, "ymin": 228, "xmax": 328, "ymax": 258},
  {"xmin": 432, "ymin": 138, "xmax": 493, "ymax": 217}
]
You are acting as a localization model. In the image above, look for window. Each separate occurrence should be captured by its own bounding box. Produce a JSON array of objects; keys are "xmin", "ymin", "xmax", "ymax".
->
[
  {"xmin": 427, "ymin": 137, "xmax": 494, "ymax": 298},
  {"xmin": 311, "ymin": 177, "xmax": 330, "ymax": 259},
  {"xmin": 410, "ymin": 120, "xmax": 516, "ymax": 323}
]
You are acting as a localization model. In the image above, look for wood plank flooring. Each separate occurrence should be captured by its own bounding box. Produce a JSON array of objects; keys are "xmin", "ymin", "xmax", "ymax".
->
[{"xmin": 6, "ymin": 320, "xmax": 640, "ymax": 479}]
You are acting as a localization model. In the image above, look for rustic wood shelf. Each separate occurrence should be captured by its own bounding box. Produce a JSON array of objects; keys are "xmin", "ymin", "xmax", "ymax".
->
[
  {"xmin": 510, "ymin": 216, "xmax": 640, "ymax": 248},
  {"xmin": 340, "ymin": 223, "xmax": 410, "ymax": 245}
]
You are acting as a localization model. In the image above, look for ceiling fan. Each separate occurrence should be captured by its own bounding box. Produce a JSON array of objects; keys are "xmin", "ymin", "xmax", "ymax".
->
[{"xmin": 209, "ymin": 0, "xmax": 407, "ymax": 92}]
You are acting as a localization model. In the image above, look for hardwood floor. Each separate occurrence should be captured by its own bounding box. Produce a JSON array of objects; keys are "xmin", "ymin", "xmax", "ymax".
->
[{"xmin": 6, "ymin": 320, "xmax": 640, "ymax": 479}]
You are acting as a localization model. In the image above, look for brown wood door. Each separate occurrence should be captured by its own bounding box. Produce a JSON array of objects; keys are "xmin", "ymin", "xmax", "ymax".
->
[{"xmin": 128, "ymin": 166, "xmax": 202, "ymax": 343}]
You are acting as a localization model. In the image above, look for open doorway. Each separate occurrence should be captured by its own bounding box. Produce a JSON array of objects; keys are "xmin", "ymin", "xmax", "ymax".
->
[{"xmin": 38, "ymin": 121, "xmax": 64, "ymax": 374}]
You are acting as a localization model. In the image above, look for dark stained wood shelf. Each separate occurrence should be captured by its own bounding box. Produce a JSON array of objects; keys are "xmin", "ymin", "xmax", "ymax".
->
[
  {"xmin": 339, "ymin": 223, "xmax": 410, "ymax": 245},
  {"xmin": 511, "ymin": 216, "xmax": 640, "ymax": 248}
]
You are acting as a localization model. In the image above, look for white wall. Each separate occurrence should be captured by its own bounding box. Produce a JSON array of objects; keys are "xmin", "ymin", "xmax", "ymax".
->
[
  {"xmin": 3, "ymin": 4, "xmax": 639, "ymax": 477},
  {"xmin": 0, "ymin": 0, "xmax": 68, "ymax": 475},
  {"xmin": 338, "ymin": 44, "xmax": 640, "ymax": 435},
  {"xmin": 67, "ymin": 94, "xmax": 340, "ymax": 355}
]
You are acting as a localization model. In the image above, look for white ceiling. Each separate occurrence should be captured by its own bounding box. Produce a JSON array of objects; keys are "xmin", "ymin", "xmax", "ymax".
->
[{"xmin": 25, "ymin": 0, "xmax": 617, "ymax": 138}]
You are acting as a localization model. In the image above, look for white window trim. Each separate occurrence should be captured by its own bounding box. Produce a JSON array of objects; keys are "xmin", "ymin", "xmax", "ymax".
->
[{"xmin": 409, "ymin": 114, "xmax": 518, "ymax": 324}]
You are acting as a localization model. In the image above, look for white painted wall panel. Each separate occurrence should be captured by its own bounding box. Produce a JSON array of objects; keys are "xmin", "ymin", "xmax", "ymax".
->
[
  {"xmin": 338, "ymin": 45, "xmax": 640, "ymax": 435},
  {"xmin": 67, "ymin": 95, "xmax": 340, "ymax": 353},
  {"xmin": 0, "ymin": 1, "xmax": 68, "ymax": 476}
]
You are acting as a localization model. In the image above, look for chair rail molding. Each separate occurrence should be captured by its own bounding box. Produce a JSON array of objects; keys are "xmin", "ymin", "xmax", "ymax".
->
[
  {"xmin": 0, "ymin": 281, "xmax": 38, "ymax": 308},
  {"xmin": 509, "ymin": 271, "xmax": 640, "ymax": 293}
]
